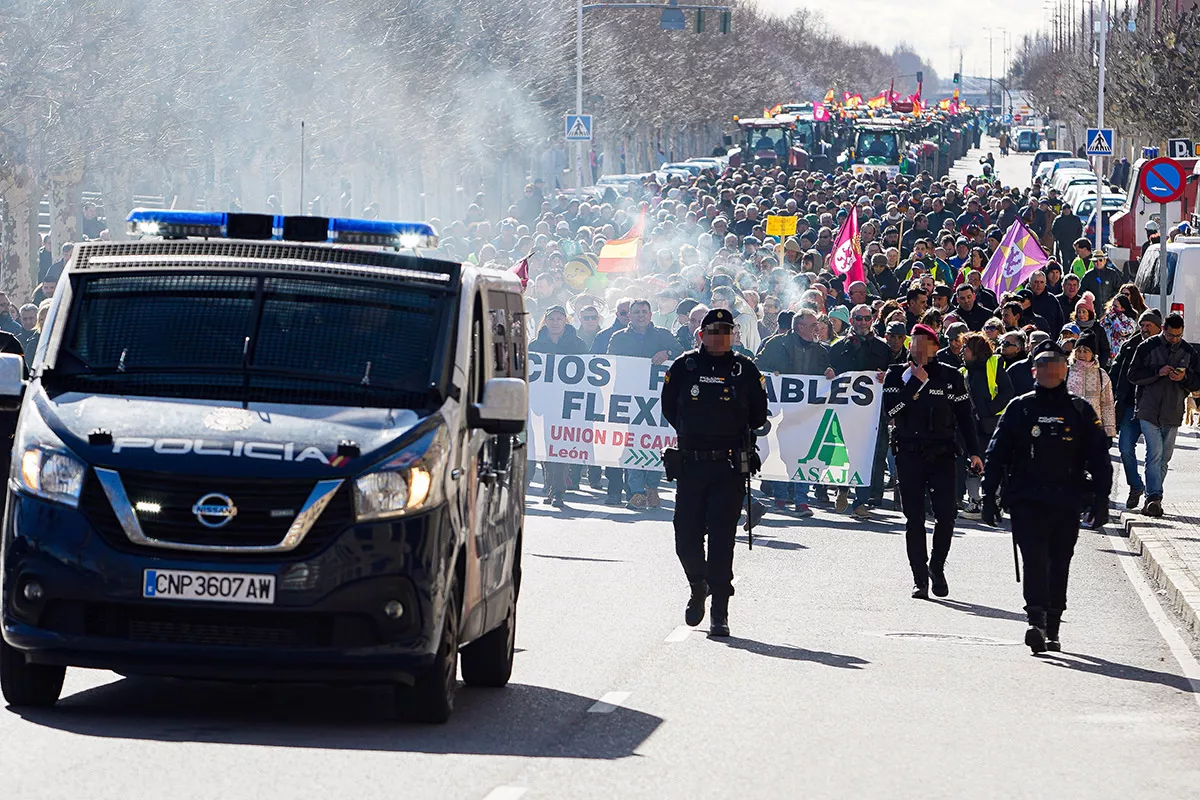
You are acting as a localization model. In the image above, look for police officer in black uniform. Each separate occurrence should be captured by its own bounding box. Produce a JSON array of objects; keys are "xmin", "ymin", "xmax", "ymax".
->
[
  {"xmin": 883, "ymin": 323, "xmax": 982, "ymax": 600},
  {"xmin": 981, "ymin": 340, "xmax": 1113, "ymax": 654},
  {"xmin": 662, "ymin": 308, "xmax": 769, "ymax": 637}
]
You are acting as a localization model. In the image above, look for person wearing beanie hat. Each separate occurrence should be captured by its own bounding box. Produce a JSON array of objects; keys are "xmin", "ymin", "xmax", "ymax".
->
[
  {"xmin": 883, "ymin": 322, "xmax": 983, "ymax": 600},
  {"xmin": 981, "ymin": 335, "xmax": 1113, "ymax": 653},
  {"xmin": 827, "ymin": 304, "xmax": 851, "ymax": 337}
]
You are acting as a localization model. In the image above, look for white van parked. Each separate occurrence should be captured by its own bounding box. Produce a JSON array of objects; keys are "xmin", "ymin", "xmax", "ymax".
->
[{"xmin": 1134, "ymin": 237, "xmax": 1200, "ymax": 334}]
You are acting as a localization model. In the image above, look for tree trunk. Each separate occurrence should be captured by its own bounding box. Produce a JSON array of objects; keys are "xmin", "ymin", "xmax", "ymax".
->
[
  {"xmin": 49, "ymin": 168, "xmax": 84, "ymax": 251},
  {"xmin": 0, "ymin": 164, "xmax": 41, "ymax": 303},
  {"xmin": 98, "ymin": 164, "xmax": 134, "ymax": 242}
]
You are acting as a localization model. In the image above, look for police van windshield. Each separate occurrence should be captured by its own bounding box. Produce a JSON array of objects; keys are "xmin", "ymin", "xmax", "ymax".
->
[{"xmin": 48, "ymin": 273, "xmax": 453, "ymax": 409}]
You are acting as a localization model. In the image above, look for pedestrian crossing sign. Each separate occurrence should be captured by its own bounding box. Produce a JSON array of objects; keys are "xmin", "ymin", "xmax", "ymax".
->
[
  {"xmin": 1085, "ymin": 128, "xmax": 1114, "ymax": 156},
  {"xmin": 565, "ymin": 114, "xmax": 593, "ymax": 142}
]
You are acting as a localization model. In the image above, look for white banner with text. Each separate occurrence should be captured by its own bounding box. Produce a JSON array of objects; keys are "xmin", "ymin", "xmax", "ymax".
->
[{"xmin": 526, "ymin": 353, "xmax": 883, "ymax": 486}]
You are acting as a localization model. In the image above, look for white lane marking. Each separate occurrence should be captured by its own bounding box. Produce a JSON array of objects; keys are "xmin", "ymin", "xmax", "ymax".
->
[
  {"xmin": 1110, "ymin": 528, "xmax": 1200, "ymax": 709},
  {"xmin": 587, "ymin": 691, "xmax": 631, "ymax": 713},
  {"xmin": 665, "ymin": 625, "xmax": 692, "ymax": 643},
  {"xmin": 482, "ymin": 788, "xmax": 527, "ymax": 800}
]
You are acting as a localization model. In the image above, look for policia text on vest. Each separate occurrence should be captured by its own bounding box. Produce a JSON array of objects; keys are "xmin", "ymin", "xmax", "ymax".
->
[{"xmin": 526, "ymin": 353, "xmax": 884, "ymax": 486}]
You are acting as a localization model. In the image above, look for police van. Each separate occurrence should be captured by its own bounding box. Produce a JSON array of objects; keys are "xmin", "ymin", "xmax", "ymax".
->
[{"xmin": 0, "ymin": 210, "xmax": 528, "ymax": 723}]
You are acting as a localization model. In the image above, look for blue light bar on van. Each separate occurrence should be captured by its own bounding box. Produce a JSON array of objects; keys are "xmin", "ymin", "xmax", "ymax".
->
[
  {"xmin": 125, "ymin": 209, "xmax": 438, "ymax": 249},
  {"xmin": 328, "ymin": 218, "xmax": 437, "ymax": 248},
  {"xmin": 126, "ymin": 210, "xmax": 228, "ymax": 238}
]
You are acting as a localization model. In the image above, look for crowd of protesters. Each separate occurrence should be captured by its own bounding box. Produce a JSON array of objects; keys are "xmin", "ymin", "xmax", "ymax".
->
[{"xmin": 436, "ymin": 149, "xmax": 1200, "ymax": 521}]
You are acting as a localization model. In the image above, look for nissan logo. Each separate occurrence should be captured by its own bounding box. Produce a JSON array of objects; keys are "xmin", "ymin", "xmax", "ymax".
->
[{"xmin": 192, "ymin": 493, "xmax": 238, "ymax": 529}]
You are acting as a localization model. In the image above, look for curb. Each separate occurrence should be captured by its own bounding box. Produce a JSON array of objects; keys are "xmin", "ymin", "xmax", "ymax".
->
[{"xmin": 1124, "ymin": 517, "xmax": 1200, "ymax": 641}]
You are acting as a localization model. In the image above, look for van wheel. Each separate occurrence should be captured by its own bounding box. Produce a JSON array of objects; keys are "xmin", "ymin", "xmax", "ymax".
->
[
  {"xmin": 395, "ymin": 581, "xmax": 459, "ymax": 724},
  {"xmin": 461, "ymin": 602, "xmax": 515, "ymax": 688},
  {"xmin": 1, "ymin": 639, "xmax": 64, "ymax": 708}
]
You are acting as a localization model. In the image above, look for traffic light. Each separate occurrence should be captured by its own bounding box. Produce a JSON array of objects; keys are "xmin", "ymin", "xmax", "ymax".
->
[
  {"xmin": 916, "ymin": 71, "xmax": 924, "ymax": 84},
  {"xmin": 720, "ymin": 10, "xmax": 731, "ymax": 34},
  {"xmin": 953, "ymin": 72, "xmax": 961, "ymax": 84},
  {"xmin": 695, "ymin": 9, "xmax": 705, "ymax": 33}
]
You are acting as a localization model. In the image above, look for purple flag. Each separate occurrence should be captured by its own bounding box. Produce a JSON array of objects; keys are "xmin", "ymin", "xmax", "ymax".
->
[{"xmin": 981, "ymin": 219, "xmax": 1048, "ymax": 297}]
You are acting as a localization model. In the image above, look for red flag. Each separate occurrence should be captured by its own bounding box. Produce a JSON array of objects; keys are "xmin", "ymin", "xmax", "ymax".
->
[
  {"xmin": 828, "ymin": 212, "xmax": 865, "ymax": 286},
  {"xmin": 509, "ymin": 254, "xmax": 529, "ymax": 289},
  {"xmin": 813, "ymin": 103, "xmax": 831, "ymax": 123}
]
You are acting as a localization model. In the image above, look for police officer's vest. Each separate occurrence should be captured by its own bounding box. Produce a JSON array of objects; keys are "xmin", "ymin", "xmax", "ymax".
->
[{"xmin": 960, "ymin": 355, "xmax": 1000, "ymax": 400}]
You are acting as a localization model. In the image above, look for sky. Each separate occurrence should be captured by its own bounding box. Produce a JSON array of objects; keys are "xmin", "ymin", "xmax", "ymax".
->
[{"xmin": 753, "ymin": 0, "xmax": 1054, "ymax": 80}]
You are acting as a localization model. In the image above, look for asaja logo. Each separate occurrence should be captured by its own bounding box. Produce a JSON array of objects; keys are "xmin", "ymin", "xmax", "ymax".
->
[{"xmin": 791, "ymin": 409, "xmax": 864, "ymax": 486}]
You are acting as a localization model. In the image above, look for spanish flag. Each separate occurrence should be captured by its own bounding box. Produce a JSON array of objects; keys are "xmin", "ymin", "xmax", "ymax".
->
[
  {"xmin": 596, "ymin": 209, "xmax": 646, "ymax": 274},
  {"xmin": 867, "ymin": 93, "xmax": 888, "ymax": 109},
  {"xmin": 844, "ymin": 93, "xmax": 864, "ymax": 109},
  {"xmin": 824, "ymin": 89, "xmax": 835, "ymax": 104}
]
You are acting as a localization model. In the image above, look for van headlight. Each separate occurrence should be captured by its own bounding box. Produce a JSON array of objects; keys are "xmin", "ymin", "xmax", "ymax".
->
[
  {"xmin": 353, "ymin": 427, "xmax": 448, "ymax": 522},
  {"xmin": 19, "ymin": 447, "xmax": 86, "ymax": 508}
]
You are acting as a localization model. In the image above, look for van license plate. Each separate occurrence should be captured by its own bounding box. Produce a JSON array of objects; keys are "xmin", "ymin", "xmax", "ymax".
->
[{"xmin": 143, "ymin": 569, "xmax": 276, "ymax": 605}]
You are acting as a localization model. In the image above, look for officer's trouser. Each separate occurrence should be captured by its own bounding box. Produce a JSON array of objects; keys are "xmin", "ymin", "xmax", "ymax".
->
[
  {"xmin": 1010, "ymin": 504, "xmax": 1080, "ymax": 619},
  {"xmin": 895, "ymin": 446, "xmax": 958, "ymax": 584},
  {"xmin": 673, "ymin": 459, "xmax": 745, "ymax": 599}
]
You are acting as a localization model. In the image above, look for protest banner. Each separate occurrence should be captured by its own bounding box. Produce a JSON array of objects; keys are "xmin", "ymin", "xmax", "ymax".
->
[{"xmin": 526, "ymin": 353, "xmax": 882, "ymax": 487}]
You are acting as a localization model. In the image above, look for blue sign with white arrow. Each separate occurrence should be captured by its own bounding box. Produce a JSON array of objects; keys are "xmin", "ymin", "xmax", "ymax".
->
[{"xmin": 1139, "ymin": 157, "xmax": 1187, "ymax": 204}]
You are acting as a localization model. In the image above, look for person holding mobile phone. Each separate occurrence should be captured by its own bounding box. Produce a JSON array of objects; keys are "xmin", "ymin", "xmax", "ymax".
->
[
  {"xmin": 883, "ymin": 323, "xmax": 982, "ymax": 600},
  {"xmin": 1126, "ymin": 312, "xmax": 1200, "ymax": 517}
]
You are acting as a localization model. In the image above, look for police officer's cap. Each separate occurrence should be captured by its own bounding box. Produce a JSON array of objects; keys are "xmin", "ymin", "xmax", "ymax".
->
[
  {"xmin": 1032, "ymin": 340, "xmax": 1068, "ymax": 363},
  {"xmin": 701, "ymin": 308, "xmax": 735, "ymax": 329}
]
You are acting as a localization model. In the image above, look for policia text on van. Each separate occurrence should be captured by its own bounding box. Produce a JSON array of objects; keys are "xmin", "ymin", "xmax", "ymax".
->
[{"xmin": 0, "ymin": 210, "xmax": 529, "ymax": 723}]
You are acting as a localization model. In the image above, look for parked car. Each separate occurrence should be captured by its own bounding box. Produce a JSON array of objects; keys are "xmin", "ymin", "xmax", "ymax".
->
[{"xmin": 1031, "ymin": 149, "xmax": 1073, "ymax": 177}]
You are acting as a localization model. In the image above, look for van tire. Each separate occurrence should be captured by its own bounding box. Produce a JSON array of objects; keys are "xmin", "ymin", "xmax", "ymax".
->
[
  {"xmin": 395, "ymin": 580, "xmax": 459, "ymax": 724},
  {"xmin": 461, "ymin": 603, "xmax": 515, "ymax": 688},
  {"xmin": 1, "ymin": 639, "xmax": 64, "ymax": 708}
]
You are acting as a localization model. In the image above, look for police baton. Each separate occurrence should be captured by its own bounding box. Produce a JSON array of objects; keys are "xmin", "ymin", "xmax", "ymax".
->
[{"xmin": 1012, "ymin": 533, "xmax": 1021, "ymax": 583}]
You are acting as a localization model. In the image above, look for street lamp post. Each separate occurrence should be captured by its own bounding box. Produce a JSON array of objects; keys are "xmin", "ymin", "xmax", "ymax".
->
[{"xmin": 1094, "ymin": 0, "xmax": 1107, "ymax": 250}]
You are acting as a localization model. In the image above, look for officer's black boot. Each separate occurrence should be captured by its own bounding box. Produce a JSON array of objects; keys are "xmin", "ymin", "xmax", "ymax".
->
[
  {"xmin": 1025, "ymin": 607, "xmax": 1048, "ymax": 654},
  {"xmin": 1046, "ymin": 609, "xmax": 1063, "ymax": 652},
  {"xmin": 708, "ymin": 595, "xmax": 730, "ymax": 638},
  {"xmin": 685, "ymin": 580, "xmax": 709, "ymax": 627},
  {"xmin": 929, "ymin": 560, "xmax": 949, "ymax": 598}
]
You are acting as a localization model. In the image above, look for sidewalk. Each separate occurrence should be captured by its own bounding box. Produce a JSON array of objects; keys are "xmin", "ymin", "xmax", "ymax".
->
[{"xmin": 1121, "ymin": 425, "xmax": 1200, "ymax": 641}]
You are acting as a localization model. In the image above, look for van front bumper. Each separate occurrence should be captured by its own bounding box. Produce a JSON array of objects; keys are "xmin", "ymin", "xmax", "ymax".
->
[{"xmin": 2, "ymin": 492, "xmax": 453, "ymax": 683}]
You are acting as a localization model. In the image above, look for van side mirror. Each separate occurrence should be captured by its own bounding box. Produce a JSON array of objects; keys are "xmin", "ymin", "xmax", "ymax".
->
[
  {"xmin": 0, "ymin": 353, "xmax": 27, "ymax": 410},
  {"xmin": 469, "ymin": 378, "xmax": 527, "ymax": 435}
]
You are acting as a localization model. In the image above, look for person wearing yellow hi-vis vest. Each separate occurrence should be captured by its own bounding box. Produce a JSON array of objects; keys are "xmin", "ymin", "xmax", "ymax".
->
[{"xmin": 959, "ymin": 333, "xmax": 1015, "ymax": 520}]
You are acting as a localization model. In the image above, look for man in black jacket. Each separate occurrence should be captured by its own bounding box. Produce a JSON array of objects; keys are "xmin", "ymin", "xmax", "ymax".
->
[
  {"xmin": 984, "ymin": 340, "xmax": 1113, "ymax": 652},
  {"xmin": 831, "ymin": 304, "xmax": 892, "ymax": 517},
  {"xmin": 1027, "ymin": 270, "xmax": 1064, "ymax": 333},
  {"xmin": 1111, "ymin": 309, "xmax": 1162, "ymax": 510},
  {"xmin": 1052, "ymin": 205, "xmax": 1083, "ymax": 262},
  {"xmin": 884, "ymin": 324, "xmax": 983, "ymax": 599},
  {"xmin": 982, "ymin": 340, "xmax": 1112, "ymax": 653},
  {"xmin": 1126, "ymin": 312, "xmax": 1200, "ymax": 517},
  {"xmin": 662, "ymin": 309, "xmax": 769, "ymax": 637},
  {"xmin": 953, "ymin": 284, "xmax": 993, "ymax": 331}
]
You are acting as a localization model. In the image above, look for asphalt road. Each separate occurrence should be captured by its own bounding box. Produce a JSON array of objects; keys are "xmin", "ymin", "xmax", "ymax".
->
[
  {"xmin": 3, "ymin": 471, "xmax": 1200, "ymax": 799},
  {"xmin": 3, "ymin": 147, "xmax": 1193, "ymax": 799}
]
